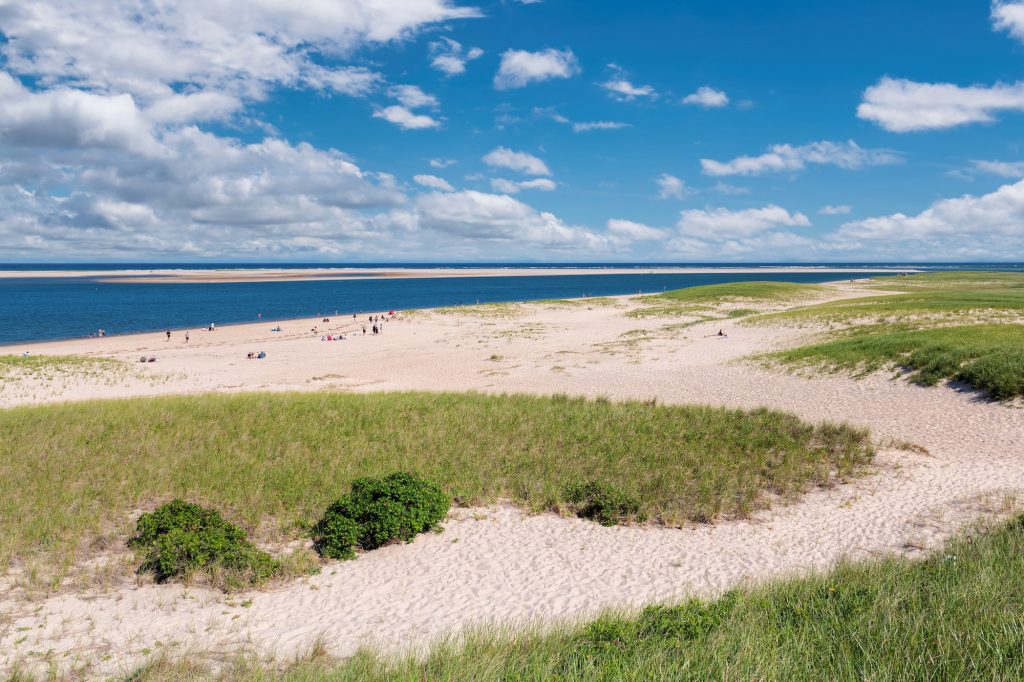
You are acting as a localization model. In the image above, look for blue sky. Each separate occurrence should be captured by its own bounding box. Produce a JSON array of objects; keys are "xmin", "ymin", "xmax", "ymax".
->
[{"xmin": 1, "ymin": 0, "xmax": 1024, "ymax": 261}]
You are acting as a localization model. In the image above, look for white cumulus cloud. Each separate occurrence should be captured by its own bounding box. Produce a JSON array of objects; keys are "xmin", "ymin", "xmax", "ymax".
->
[
  {"xmin": 819, "ymin": 205, "xmax": 853, "ymax": 215},
  {"xmin": 482, "ymin": 147, "xmax": 552, "ymax": 176},
  {"xmin": 387, "ymin": 85, "xmax": 439, "ymax": 110},
  {"xmin": 606, "ymin": 219, "xmax": 667, "ymax": 241},
  {"xmin": 836, "ymin": 178, "xmax": 1024, "ymax": 243},
  {"xmin": 0, "ymin": 0, "xmax": 478, "ymax": 122},
  {"xmin": 490, "ymin": 178, "xmax": 556, "ymax": 194},
  {"xmin": 677, "ymin": 205, "xmax": 810, "ymax": 239},
  {"xmin": 494, "ymin": 48, "xmax": 580, "ymax": 89},
  {"xmin": 373, "ymin": 105, "xmax": 441, "ymax": 130},
  {"xmin": 858, "ymin": 76, "xmax": 1024, "ymax": 132},
  {"xmin": 428, "ymin": 38, "xmax": 484, "ymax": 76},
  {"xmin": 0, "ymin": 72, "xmax": 161, "ymax": 155},
  {"xmin": 414, "ymin": 174, "xmax": 454, "ymax": 191},
  {"xmin": 415, "ymin": 190, "xmax": 611, "ymax": 250},
  {"xmin": 656, "ymin": 174, "xmax": 690, "ymax": 200},
  {"xmin": 682, "ymin": 87, "xmax": 729, "ymax": 108},
  {"xmin": 993, "ymin": 1, "xmax": 1024, "ymax": 42},
  {"xmin": 572, "ymin": 121, "xmax": 631, "ymax": 132},
  {"xmin": 701, "ymin": 140, "xmax": 901, "ymax": 176},
  {"xmin": 970, "ymin": 160, "xmax": 1024, "ymax": 178}
]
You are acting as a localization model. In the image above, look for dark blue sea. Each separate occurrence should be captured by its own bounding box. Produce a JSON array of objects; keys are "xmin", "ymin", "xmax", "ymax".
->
[{"xmin": 1, "ymin": 263, "xmax": 1021, "ymax": 346}]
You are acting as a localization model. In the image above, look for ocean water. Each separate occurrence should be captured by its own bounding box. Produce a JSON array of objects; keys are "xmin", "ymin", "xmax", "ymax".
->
[{"xmin": 0, "ymin": 264, "xmax": 1019, "ymax": 346}]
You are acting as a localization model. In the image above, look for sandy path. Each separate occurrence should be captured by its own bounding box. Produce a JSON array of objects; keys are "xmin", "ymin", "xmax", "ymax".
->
[{"xmin": 1, "ymin": 282, "xmax": 1022, "ymax": 678}]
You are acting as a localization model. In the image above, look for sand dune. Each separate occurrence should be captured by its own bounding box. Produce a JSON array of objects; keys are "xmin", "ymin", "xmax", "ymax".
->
[{"xmin": 1, "ymin": 281, "xmax": 1021, "ymax": 678}]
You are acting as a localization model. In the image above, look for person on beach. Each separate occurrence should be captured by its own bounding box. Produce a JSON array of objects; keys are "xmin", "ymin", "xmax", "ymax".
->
[
  {"xmin": 166, "ymin": 330, "xmax": 171, "ymax": 341},
  {"xmin": 185, "ymin": 331, "xmax": 190, "ymax": 343}
]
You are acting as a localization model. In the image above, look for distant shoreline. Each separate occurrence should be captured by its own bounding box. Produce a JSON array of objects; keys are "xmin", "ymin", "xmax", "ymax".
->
[{"xmin": 0, "ymin": 266, "xmax": 920, "ymax": 284}]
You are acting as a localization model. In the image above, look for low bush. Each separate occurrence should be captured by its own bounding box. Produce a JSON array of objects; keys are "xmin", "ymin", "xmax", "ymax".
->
[
  {"xmin": 565, "ymin": 480, "xmax": 646, "ymax": 526},
  {"xmin": 129, "ymin": 499, "xmax": 278, "ymax": 587},
  {"xmin": 313, "ymin": 472, "xmax": 451, "ymax": 560}
]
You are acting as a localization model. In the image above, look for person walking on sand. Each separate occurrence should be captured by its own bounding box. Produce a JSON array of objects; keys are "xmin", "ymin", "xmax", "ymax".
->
[
  {"xmin": 185, "ymin": 331, "xmax": 190, "ymax": 344},
  {"xmin": 166, "ymin": 330, "xmax": 171, "ymax": 341}
]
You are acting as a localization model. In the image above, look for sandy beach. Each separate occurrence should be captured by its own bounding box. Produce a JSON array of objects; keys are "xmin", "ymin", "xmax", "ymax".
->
[
  {"xmin": 0, "ymin": 265, "xmax": 917, "ymax": 284},
  {"xmin": 1, "ymin": 279, "xmax": 1022, "ymax": 677}
]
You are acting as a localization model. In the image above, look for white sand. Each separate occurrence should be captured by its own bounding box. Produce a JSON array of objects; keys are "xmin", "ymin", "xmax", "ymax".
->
[{"xmin": 1, "ymin": 281, "xmax": 1022, "ymax": 678}]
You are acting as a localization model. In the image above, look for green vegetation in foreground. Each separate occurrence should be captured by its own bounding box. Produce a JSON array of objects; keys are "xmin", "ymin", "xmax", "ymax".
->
[
  {"xmin": 629, "ymin": 281, "xmax": 827, "ymax": 318},
  {"xmin": 129, "ymin": 500, "xmax": 279, "ymax": 588},
  {"xmin": 117, "ymin": 514, "xmax": 1024, "ymax": 681},
  {"xmin": 0, "ymin": 392, "xmax": 871, "ymax": 578},
  {"xmin": 772, "ymin": 324, "xmax": 1024, "ymax": 400},
  {"xmin": 312, "ymin": 472, "xmax": 450, "ymax": 560},
  {"xmin": 564, "ymin": 480, "xmax": 645, "ymax": 526}
]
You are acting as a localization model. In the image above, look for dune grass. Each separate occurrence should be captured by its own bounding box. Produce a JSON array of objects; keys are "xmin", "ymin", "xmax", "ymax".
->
[
  {"xmin": 771, "ymin": 324, "xmax": 1024, "ymax": 400},
  {"xmin": 629, "ymin": 281, "xmax": 827, "ymax": 319},
  {"xmin": 748, "ymin": 273, "xmax": 1024, "ymax": 399},
  {"xmin": 866, "ymin": 270, "xmax": 1024, "ymax": 292},
  {"xmin": 434, "ymin": 302, "xmax": 523, "ymax": 317},
  {"xmin": 0, "ymin": 392, "xmax": 872, "ymax": 580},
  {"xmin": 752, "ymin": 289, "xmax": 1024, "ymax": 329},
  {"xmin": 0, "ymin": 354, "xmax": 125, "ymax": 379},
  {"xmin": 529, "ymin": 296, "xmax": 620, "ymax": 308},
  {"xmin": 108, "ymin": 513, "xmax": 1024, "ymax": 681}
]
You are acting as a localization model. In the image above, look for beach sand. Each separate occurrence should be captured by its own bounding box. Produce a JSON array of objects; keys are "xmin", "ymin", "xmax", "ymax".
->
[{"xmin": 1, "ymin": 280, "xmax": 1021, "ymax": 677}]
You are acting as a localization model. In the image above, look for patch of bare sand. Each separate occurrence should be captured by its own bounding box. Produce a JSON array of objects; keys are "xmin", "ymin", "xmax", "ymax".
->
[{"xmin": 1, "ymin": 282, "xmax": 1022, "ymax": 678}]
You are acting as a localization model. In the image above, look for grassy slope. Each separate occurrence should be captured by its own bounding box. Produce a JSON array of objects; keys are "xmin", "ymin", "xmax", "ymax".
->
[
  {"xmin": 124, "ymin": 514, "xmax": 1024, "ymax": 681},
  {"xmin": 752, "ymin": 289, "xmax": 1024, "ymax": 327},
  {"xmin": 629, "ymin": 281, "xmax": 827, "ymax": 318},
  {"xmin": 754, "ymin": 273, "xmax": 1024, "ymax": 399},
  {"xmin": 865, "ymin": 271, "xmax": 1024, "ymax": 291},
  {"xmin": 774, "ymin": 324, "xmax": 1024, "ymax": 400},
  {"xmin": 0, "ymin": 392, "xmax": 872, "ymax": 575}
]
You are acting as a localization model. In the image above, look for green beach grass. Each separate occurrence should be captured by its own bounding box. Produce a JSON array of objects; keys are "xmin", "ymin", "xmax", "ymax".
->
[
  {"xmin": 0, "ymin": 392, "xmax": 872, "ymax": 580},
  {"xmin": 866, "ymin": 271, "xmax": 1024, "ymax": 292},
  {"xmin": 751, "ymin": 289, "xmax": 1024, "ymax": 328},
  {"xmin": 772, "ymin": 324, "xmax": 1024, "ymax": 400},
  {"xmin": 748, "ymin": 273, "xmax": 1024, "ymax": 399},
  {"xmin": 628, "ymin": 281, "xmax": 827, "ymax": 319},
  {"xmin": 0, "ymin": 354, "xmax": 125, "ymax": 379},
  {"xmin": 102, "ymin": 513, "xmax": 1024, "ymax": 681}
]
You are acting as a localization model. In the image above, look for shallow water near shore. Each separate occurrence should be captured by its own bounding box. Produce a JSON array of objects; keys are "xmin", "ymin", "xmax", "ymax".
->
[{"xmin": 0, "ymin": 270, "xmax": 881, "ymax": 345}]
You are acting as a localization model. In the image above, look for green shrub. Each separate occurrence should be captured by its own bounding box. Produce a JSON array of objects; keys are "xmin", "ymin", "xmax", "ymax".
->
[
  {"xmin": 564, "ymin": 480, "xmax": 646, "ymax": 526},
  {"xmin": 129, "ymin": 499, "xmax": 278, "ymax": 586},
  {"xmin": 311, "ymin": 510, "xmax": 361, "ymax": 561},
  {"xmin": 313, "ymin": 472, "xmax": 451, "ymax": 560}
]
